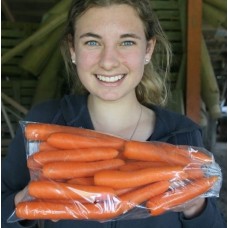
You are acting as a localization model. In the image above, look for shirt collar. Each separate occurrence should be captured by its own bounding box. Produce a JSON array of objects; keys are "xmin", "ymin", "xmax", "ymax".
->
[{"xmin": 60, "ymin": 94, "xmax": 94, "ymax": 129}]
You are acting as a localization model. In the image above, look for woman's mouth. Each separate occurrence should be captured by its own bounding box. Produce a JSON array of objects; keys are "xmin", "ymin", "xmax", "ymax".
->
[{"xmin": 96, "ymin": 74, "xmax": 125, "ymax": 83}]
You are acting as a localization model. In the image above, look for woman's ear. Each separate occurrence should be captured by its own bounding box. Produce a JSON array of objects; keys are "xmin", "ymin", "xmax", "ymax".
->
[
  {"xmin": 68, "ymin": 34, "xmax": 76, "ymax": 63},
  {"xmin": 145, "ymin": 38, "xmax": 156, "ymax": 62}
]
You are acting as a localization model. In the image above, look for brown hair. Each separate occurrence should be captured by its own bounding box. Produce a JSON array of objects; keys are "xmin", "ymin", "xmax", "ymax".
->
[{"xmin": 61, "ymin": 0, "xmax": 172, "ymax": 106}]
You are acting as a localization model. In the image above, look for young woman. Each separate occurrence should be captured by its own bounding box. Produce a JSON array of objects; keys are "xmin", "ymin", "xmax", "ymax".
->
[{"xmin": 2, "ymin": 0, "xmax": 225, "ymax": 227}]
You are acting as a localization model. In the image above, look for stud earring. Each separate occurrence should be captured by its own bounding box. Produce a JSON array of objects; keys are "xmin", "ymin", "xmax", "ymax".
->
[
  {"xmin": 72, "ymin": 59, "xmax": 76, "ymax": 64},
  {"xmin": 145, "ymin": 59, "xmax": 150, "ymax": 64}
]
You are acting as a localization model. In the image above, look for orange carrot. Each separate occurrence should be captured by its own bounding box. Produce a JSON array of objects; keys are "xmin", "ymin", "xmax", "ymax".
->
[
  {"xmin": 189, "ymin": 150, "xmax": 213, "ymax": 163},
  {"xmin": 47, "ymin": 132, "xmax": 124, "ymax": 150},
  {"xmin": 94, "ymin": 166, "xmax": 187, "ymax": 189},
  {"xmin": 67, "ymin": 177, "xmax": 94, "ymax": 186},
  {"xmin": 42, "ymin": 159, "xmax": 125, "ymax": 179},
  {"xmin": 119, "ymin": 181, "xmax": 170, "ymax": 211},
  {"xmin": 123, "ymin": 141, "xmax": 192, "ymax": 166},
  {"xmin": 115, "ymin": 187, "xmax": 137, "ymax": 195},
  {"xmin": 39, "ymin": 141, "xmax": 57, "ymax": 151},
  {"xmin": 184, "ymin": 163, "xmax": 205, "ymax": 180},
  {"xmin": 25, "ymin": 123, "xmax": 125, "ymax": 146},
  {"xmin": 16, "ymin": 200, "xmax": 124, "ymax": 220},
  {"xmin": 158, "ymin": 142, "xmax": 213, "ymax": 163},
  {"xmin": 27, "ymin": 155, "xmax": 42, "ymax": 170},
  {"xmin": 39, "ymin": 198, "xmax": 90, "ymax": 204},
  {"xmin": 119, "ymin": 161, "xmax": 170, "ymax": 171},
  {"xmin": 33, "ymin": 147, "xmax": 119, "ymax": 167},
  {"xmin": 16, "ymin": 181, "xmax": 170, "ymax": 220},
  {"xmin": 146, "ymin": 176, "xmax": 218, "ymax": 216},
  {"xmin": 28, "ymin": 180, "xmax": 116, "ymax": 201}
]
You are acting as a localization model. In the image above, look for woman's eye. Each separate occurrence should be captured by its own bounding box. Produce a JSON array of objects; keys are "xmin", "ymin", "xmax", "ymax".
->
[
  {"xmin": 86, "ymin": 41, "xmax": 99, "ymax": 46},
  {"xmin": 121, "ymin": 41, "xmax": 135, "ymax": 46}
]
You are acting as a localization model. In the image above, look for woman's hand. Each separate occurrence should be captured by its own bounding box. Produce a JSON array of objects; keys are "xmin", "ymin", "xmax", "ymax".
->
[{"xmin": 172, "ymin": 197, "xmax": 206, "ymax": 219}]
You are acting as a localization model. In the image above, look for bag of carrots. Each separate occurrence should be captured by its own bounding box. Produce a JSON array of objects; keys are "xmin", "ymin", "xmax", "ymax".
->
[{"xmin": 8, "ymin": 121, "xmax": 222, "ymax": 222}]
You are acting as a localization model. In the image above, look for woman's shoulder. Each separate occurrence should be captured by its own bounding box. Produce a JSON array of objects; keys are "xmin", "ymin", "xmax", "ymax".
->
[
  {"xmin": 148, "ymin": 105, "xmax": 203, "ymax": 146},
  {"xmin": 152, "ymin": 105, "xmax": 200, "ymax": 130},
  {"xmin": 24, "ymin": 98, "xmax": 62, "ymax": 123},
  {"xmin": 25, "ymin": 95, "xmax": 87, "ymax": 123}
]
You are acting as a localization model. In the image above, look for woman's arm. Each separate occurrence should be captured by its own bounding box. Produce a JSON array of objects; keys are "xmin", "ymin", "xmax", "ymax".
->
[
  {"xmin": 2, "ymin": 100, "xmax": 61, "ymax": 227},
  {"xmin": 1, "ymin": 125, "xmax": 37, "ymax": 228}
]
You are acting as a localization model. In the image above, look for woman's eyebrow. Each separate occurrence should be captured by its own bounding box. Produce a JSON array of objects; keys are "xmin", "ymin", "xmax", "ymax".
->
[
  {"xmin": 79, "ymin": 32, "xmax": 101, "ymax": 39},
  {"xmin": 79, "ymin": 33, "xmax": 142, "ymax": 40},
  {"xmin": 120, "ymin": 33, "xmax": 142, "ymax": 40}
]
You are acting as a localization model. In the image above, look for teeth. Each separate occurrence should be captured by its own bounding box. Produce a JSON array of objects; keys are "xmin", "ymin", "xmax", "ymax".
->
[{"xmin": 96, "ymin": 75, "xmax": 124, "ymax": 82}]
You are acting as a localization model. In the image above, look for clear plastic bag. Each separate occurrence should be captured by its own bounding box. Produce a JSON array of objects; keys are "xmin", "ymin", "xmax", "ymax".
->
[{"xmin": 8, "ymin": 121, "xmax": 222, "ymax": 222}]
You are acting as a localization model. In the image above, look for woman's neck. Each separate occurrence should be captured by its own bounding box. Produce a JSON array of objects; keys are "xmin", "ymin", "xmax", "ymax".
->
[{"xmin": 87, "ymin": 94, "xmax": 155, "ymax": 140}]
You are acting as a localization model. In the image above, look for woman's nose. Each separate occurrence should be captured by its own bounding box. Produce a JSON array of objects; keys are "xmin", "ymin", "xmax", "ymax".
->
[{"xmin": 99, "ymin": 46, "xmax": 120, "ymax": 70}]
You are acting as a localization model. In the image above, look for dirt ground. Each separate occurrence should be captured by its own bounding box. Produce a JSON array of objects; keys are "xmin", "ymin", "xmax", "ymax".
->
[{"xmin": 213, "ymin": 140, "xmax": 227, "ymax": 220}]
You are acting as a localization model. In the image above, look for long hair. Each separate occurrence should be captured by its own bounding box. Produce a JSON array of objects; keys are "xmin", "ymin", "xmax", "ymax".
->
[{"xmin": 61, "ymin": 0, "xmax": 172, "ymax": 106}]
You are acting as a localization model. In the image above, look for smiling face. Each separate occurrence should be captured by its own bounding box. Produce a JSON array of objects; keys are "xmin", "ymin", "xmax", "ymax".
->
[{"xmin": 70, "ymin": 4, "xmax": 155, "ymax": 101}]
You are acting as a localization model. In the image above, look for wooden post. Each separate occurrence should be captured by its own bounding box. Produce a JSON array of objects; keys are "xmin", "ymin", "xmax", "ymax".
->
[{"xmin": 186, "ymin": 0, "xmax": 202, "ymax": 123}]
